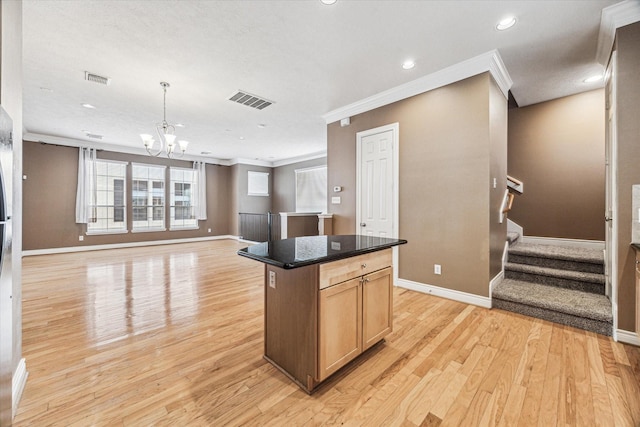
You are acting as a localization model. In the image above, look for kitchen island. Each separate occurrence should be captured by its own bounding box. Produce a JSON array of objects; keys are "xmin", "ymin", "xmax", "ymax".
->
[{"xmin": 238, "ymin": 235, "xmax": 407, "ymax": 393}]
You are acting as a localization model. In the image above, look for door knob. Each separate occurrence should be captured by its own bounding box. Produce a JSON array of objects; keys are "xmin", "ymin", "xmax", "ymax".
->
[{"xmin": 360, "ymin": 223, "xmax": 366, "ymax": 227}]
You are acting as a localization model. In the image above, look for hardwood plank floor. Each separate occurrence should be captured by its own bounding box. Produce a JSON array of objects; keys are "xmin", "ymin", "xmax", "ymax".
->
[{"xmin": 13, "ymin": 240, "xmax": 640, "ymax": 426}]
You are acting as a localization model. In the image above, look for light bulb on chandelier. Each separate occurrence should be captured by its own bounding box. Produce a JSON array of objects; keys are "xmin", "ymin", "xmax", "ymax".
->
[{"xmin": 140, "ymin": 82, "xmax": 189, "ymax": 158}]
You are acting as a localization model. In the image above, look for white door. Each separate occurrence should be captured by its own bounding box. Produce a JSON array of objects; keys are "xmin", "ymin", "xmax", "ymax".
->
[
  {"xmin": 356, "ymin": 124, "xmax": 397, "ymax": 238},
  {"xmin": 605, "ymin": 52, "xmax": 617, "ymax": 308}
]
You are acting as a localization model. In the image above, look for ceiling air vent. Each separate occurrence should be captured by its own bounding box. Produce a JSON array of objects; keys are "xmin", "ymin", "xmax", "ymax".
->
[
  {"xmin": 228, "ymin": 90, "xmax": 274, "ymax": 110},
  {"xmin": 85, "ymin": 133, "xmax": 103, "ymax": 140},
  {"xmin": 85, "ymin": 71, "xmax": 111, "ymax": 86}
]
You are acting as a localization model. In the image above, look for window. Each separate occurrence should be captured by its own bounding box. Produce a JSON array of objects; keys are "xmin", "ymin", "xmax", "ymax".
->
[
  {"xmin": 296, "ymin": 166, "xmax": 327, "ymax": 213},
  {"xmin": 170, "ymin": 167, "xmax": 198, "ymax": 229},
  {"xmin": 132, "ymin": 164, "xmax": 166, "ymax": 231},
  {"xmin": 87, "ymin": 160, "xmax": 127, "ymax": 234},
  {"xmin": 248, "ymin": 171, "xmax": 269, "ymax": 196}
]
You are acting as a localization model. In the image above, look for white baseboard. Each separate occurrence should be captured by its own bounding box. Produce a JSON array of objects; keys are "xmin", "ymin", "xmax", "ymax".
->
[
  {"xmin": 396, "ymin": 278, "xmax": 492, "ymax": 309},
  {"xmin": 22, "ymin": 235, "xmax": 238, "ymax": 256},
  {"xmin": 521, "ymin": 236, "xmax": 605, "ymax": 251},
  {"xmin": 489, "ymin": 270, "xmax": 504, "ymax": 302},
  {"xmin": 12, "ymin": 358, "xmax": 27, "ymax": 418},
  {"xmin": 616, "ymin": 329, "xmax": 640, "ymax": 346}
]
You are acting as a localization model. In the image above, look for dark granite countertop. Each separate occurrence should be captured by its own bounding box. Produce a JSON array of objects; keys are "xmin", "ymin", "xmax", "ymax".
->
[{"xmin": 238, "ymin": 235, "xmax": 408, "ymax": 269}]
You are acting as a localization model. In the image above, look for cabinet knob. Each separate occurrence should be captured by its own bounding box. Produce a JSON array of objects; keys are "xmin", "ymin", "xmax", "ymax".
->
[{"xmin": 361, "ymin": 263, "xmax": 367, "ymax": 269}]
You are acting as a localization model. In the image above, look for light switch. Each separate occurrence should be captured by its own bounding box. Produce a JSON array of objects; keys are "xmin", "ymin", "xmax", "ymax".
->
[{"xmin": 332, "ymin": 196, "xmax": 341, "ymax": 204}]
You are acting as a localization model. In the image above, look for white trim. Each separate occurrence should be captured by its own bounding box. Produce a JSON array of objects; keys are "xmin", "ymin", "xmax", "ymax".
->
[
  {"xmin": 12, "ymin": 358, "xmax": 27, "ymax": 418},
  {"xmin": 85, "ymin": 229, "xmax": 129, "ymax": 236},
  {"xmin": 499, "ymin": 189, "xmax": 509, "ymax": 224},
  {"xmin": 507, "ymin": 219, "xmax": 523, "ymax": 237},
  {"xmin": 272, "ymin": 151, "xmax": 327, "ymax": 168},
  {"xmin": 502, "ymin": 241, "xmax": 509, "ymax": 269},
  {"xmin": 23, "ymin": 132, "xmax": 230, "ymax": 165},
  {"xmin": 131, "ymin": 227, "xmax": 167, "ymax": 233},
  {"xmin": 355, "ymin": 122, "xmax": 400, "ymax": 241},
  {"xmin": 521, "ymin": 236, "xmax": 605, "ymax": 251},
  {"xmin": 21, "ymin": 235, "xmax": 237, "ymax": 256},
  {"xmin": 279, "ymin": 212, "xmax": 320, "ymax": 217},
  {"xmin": 396, "ymin": 278, "xmax": 492, "ymax": 309},
  {"xmin": 323, "ymin": 50, "xmax": 512, "ymax": 124},
  {"xmin": 596, "ymin": 1, "xmax": 640, "ymax": 66},
  {"xmin": 489, "ymin": 270, "xmax": 504, "ymax": 301},
  {"xmin": 24, "ymin": 132, "xmax": 328, "ymax": 168},
  {"xmin": 616, "ymin": 329, "xmax": 640, "ymax": 346}
]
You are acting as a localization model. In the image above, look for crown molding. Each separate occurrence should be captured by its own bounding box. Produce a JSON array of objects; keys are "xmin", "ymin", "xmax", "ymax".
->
[
  {"xmin": 596, "ymin": 0, "xmax": 640, "ymax": 66},
  {"xmin": 322, "ymin": 49, "xmax": 513, "ymax": 124},
  {"xmin": 23, "ymin": 132, "xmax": 231, "ymax": 165},
  {"xmin": 272, "ymin": 151, "xmax": 327, "ymax": 167},
  {"xmin": 23, "ymin": 132, "xmax": 326, "ymax": 168}
]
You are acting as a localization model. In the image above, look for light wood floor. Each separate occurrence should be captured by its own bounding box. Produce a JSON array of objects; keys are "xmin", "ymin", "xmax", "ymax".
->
[{"xmin": 13, "ymin": 240, "xmax": 640, "ymax": 426}]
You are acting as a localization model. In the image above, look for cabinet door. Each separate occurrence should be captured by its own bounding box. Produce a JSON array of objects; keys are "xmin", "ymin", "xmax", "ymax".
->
[
  {"xmin": 362, "ymin": 267, "xmax": 393, "ymax": 350},
  {"xmin": 318, "ymin": 277, "xmax": 362, "ymax": 381}
]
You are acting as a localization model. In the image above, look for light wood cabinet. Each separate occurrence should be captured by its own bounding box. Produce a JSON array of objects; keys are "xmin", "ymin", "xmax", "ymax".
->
[
  {"xmin": 362, "ymin": 267, "xmax": 393, "ymax": 350},
  {"xmin": 264, "ymin": 248, "xmax": 393, "ymax": 392},
  {"xmin": 318, "ymin": 277, "xmax": 362, "ymax": 381}
]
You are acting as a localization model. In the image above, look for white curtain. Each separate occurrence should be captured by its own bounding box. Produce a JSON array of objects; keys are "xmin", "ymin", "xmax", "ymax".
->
[
  {"xmin": 75, "ymin": 147, "xmax": 97, "ymax": 223},
  {"xmin": 193, "ymin": 161, "xmax": 207, "ymax": 220}
]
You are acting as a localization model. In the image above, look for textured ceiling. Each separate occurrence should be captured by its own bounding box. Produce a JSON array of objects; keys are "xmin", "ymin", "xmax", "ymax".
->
[{"xmin": 22, "ymin": 0, "xmax": 619, "ymax": 164}]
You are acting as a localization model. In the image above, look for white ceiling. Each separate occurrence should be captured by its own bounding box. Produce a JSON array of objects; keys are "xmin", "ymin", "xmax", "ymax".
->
[{"xmin": 22, "ymin": 0, "xmax": 620, "ymax": 165}]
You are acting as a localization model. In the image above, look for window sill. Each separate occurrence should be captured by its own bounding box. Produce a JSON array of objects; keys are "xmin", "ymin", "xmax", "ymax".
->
[
  {"xmin": 86, "ymin": 229, "xmax": 129, "ymax": 236},
  {"xmin": 131, "ymin": 228, "xmax": 167, "ymax": 233}
]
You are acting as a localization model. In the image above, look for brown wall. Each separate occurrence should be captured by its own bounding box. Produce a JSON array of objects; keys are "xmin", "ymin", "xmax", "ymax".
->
[
  {"xmin": 272, "ymin": 157, "xmax": 326, "ymax": 213},
  {"xmin": 508, "ymin": 89, "xmax": 605, "ymax": 240},
  {"xmin": 615, "ymin": 22, "xmax": 640, "ymax": 332},
  {"xmin": 228, "ymin": 163, "xmax": 273, "ymax": 235},
  {"xmin": 327, "ymin": 73, "xmax": 507, "ymax": 297},
  {"xmin": 23, "ymin": 141, "xmax": 232, "ymax": 250}
]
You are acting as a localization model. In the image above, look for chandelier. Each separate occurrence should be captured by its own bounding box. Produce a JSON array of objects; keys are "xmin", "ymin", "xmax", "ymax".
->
[{"xmin": 140, "ymin": 81, "xmax": 189, "ymax": 158}]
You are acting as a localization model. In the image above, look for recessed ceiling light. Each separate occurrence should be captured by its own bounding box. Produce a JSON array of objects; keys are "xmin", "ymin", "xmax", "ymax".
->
[
  {"xmin": 496, "ymin": 16, "xmax": 517, "ymax": 31},
  {"xmin": 81, "ymin": 103, "xmax": 96, "ymax": 109},
  {"xmin": 258, "ymin": 124, "xmax": 266, "ymax": 129},
  {"xmin": 239, "ymin": 136, "xmax": 245, "ymax": 140},
  {"xmin": 320, "ymin": 0, "xmax": 337, "ymax": 4},
  {"xmin": 583, "ymin": 75, "xmax": 603, "ymax": 83},
  {"xmin": 175, "ymin": 123, "xmax": 185, "ymax": 128},
  {"xmin": 402, "ymin": 60, "xmax": 415, "ymax": 70}
]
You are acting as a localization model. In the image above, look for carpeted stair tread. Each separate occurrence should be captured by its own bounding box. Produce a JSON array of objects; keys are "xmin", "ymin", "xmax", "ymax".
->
[
  {"xmin": 508, "ymin": 242, "xmax": 603, "ymax": 265},
  {"xmin": 504, "ymin": 262, "xmax": 605, "ymax": 285},
  {"xmin": 493, "ymin": 278, "xmax": 612, "ymax": 323}
]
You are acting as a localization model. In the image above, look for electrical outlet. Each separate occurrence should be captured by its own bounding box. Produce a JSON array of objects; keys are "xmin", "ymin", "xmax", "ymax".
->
[
  {"xmin": 208, "ymin": 228, "xmax": 212, "ymax": 233},
  {"xmin": 434, "ymin": 264, "xmax": 441, "ymax": 275},
  {"xmin": 269, "ymin": 271, "xmax": 276, "ymax": 288},
  {"xmin": 79, "ymin": 235, "xmax": 84, "ymax": 241}
]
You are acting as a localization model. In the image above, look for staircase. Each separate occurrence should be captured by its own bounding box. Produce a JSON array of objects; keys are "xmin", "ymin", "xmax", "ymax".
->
[{"xmin": 492, "ymin": 240, "xmax": 613, "ymax": 336}]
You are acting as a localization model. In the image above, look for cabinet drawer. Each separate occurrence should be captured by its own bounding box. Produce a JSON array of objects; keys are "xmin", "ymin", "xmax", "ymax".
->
[{"xmin": 319, "ymin": 248, "xmax": 392, "ymax": 290}]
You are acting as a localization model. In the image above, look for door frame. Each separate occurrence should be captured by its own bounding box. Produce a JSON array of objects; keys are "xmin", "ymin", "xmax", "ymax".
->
[
  {"xmin": 605, "ymin": 51, "xmax": 619, "ymax": 337},
  {"xmin": 356, "ymin": 123, "xmax": 400, "ymax": 282}
]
